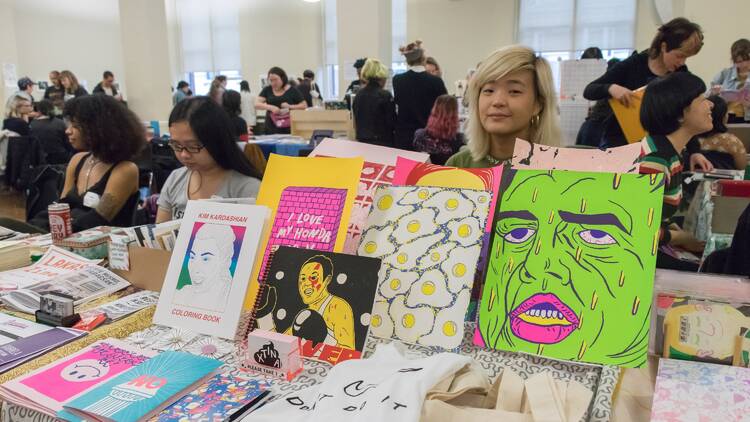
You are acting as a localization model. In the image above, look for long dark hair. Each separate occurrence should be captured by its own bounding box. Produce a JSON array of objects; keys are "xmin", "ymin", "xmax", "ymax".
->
[
  {"xmin": 222, "ymin": 90, "xmax": 242, "ymax": 117},
  {"xmin": 169, "ymin": 97, "xmax": 261, "ymax": 179},
  {"xmin": 700, "ymin": 95, "xmax": 729, "ymax": 137}
]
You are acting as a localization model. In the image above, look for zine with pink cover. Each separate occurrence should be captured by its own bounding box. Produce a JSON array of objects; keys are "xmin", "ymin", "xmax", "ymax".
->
[
  {"xmin": 258, "ymin": 186, "xmax": 348, "ymax": 278},
  {"xmin": 2, "ymin": 339, "xmax": 154, "ymax": 413}
]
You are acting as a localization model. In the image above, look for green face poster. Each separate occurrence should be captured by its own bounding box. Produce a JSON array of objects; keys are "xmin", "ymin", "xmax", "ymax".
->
[{"xmin": 475, "ymin": 169, "xmax": 664, "ymax": 367}]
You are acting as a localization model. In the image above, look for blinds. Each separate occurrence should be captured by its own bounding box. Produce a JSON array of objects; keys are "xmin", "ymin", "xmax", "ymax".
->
[
  {"xmin": 518, "ymin": 0, "xmax": 636, "ymax": 52},
  {"xmin": 177, "ymin": 0, "xmax": 241, "ymax": 72}
]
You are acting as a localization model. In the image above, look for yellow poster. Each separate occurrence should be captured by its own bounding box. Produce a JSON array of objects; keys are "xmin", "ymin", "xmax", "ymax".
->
[
  {"xmin": 609, "ymin": 88, "xmax": 646, "ymax": 143},
  {"xmin": 243, "ymin": 154, "xmax": 364, "ymax": 310}
]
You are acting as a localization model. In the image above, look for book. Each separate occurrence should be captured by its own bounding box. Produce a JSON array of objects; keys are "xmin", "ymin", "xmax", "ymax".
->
[
  {"xmin": 253, "ymin": 246, "xmax": 381, "ymax": 365},
  {"xmin": 153, "ymin": 201, "xmax": 269, "ymax": 339},
  {"xmin": 0, "ymin": 339, "xmax": 155, "ymax": 416},
  {"xmin": 310, "ymin": 138, "xmax": 429, "ymax": 254},
  {"xmin": 60, "ymin": 351, "xmax": 223, "ymax": 422},
  {"xmin": 608, "ymin": 87, "xmax": 646, "ymax": 143},
  {"xmin": 357, "ymin": 186, "xmax": 491, "ymax": 349},
  {"xmin": 245, "ymin": 154, "xmax": 363, "ymax": 310},
  {"xmin": 152, "ymin": 371, "xmax": 271, "ymax": 421},
  {"xmin": 651, "ymin": 359, "xmax": 750, "ymax": 421}
]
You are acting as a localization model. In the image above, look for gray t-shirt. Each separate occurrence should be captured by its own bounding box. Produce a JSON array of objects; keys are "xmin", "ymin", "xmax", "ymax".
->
[{"xmin": 157, "ymin": 167, "xmax": 261, "ymax": 220}]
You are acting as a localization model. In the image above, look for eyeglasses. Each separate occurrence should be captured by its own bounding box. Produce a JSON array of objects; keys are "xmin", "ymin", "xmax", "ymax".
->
[{"xmin": 168, "ymin": 141, "xmax": 205, "ymax": 154}]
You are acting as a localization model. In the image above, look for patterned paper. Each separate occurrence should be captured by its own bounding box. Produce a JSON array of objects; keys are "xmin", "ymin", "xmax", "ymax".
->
[
  {"xmin": 651, "ymin": 359, "xmax": 750, "ymax": 422},
  {"xmin": 358, "ymin": 186, "xmax": 490, "ymax": 349},
  {"xmin": 511, "ymin": 138, "xmax": 642, "ymax": 173}
]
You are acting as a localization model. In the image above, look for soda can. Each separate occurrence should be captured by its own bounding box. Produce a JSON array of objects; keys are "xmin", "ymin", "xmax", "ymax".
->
[{"xmin": 49, "ymin": 203, "xmax": 72, "ymax": 242}]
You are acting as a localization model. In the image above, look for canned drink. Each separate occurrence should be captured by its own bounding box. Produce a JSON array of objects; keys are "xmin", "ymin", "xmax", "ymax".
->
[{"xmin": 49, "ymin": 203, "xmax": 72, "ymax": 242}]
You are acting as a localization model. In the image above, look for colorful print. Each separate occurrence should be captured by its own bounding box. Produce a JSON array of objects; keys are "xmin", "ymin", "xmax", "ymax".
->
[
  {"xmin": 476, "ymin": 170, "xmax": 664, "ymax": 367},
  {"xmin": 358, "ymin": 186, "xmax": 491, "ymax": 349}
]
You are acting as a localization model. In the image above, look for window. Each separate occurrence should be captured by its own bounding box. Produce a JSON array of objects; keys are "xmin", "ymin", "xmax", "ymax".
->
[
  {"xmin": 518, "ymin": 0, "xmax": 636, "ymax": 57},
  {"xmin": 177, "ymin": 0, "xmax": 242, "ymax": 93},
  {"xmin": 391, "ymin": 0, "xmax": 407, "ymax": 76},
  {"xmin": 323, "ymin": 0, "xmax": 339, "ymax": 99}
]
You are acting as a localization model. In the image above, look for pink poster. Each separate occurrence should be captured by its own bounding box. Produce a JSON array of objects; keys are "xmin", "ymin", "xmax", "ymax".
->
[{"xmin": 511, "ymin": 138, "xmax": 642, "ymax": 173}]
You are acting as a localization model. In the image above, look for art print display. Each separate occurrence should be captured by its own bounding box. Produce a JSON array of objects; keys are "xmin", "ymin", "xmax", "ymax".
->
[
  {"xmin": 154, "ymin": 201, "xmax": 269, "ymax": 339},
  {"xmin": 476, "ymin": 169, "xmax": 664, "ymax": 367},
  {"xmin": 651, "ymin": 359, "xmax": 750, "ymax": 422},
  {"xmin": 310, "ymin": 138, "xmax": 429, "ymax": 254},
  {"xmin": 253, "ymin": 246, "xmax": 381, "ymax": 364},
  {"xmin": 246, "ymin": 154, "xmax": 362, "ymax": 309},
  {"xmin": 511, "ymin": 139, "xmax": 642, "ymax": 173},
  {"xmin": 358, "ymin": 186, "xmax": 491, "ymax": 349}
]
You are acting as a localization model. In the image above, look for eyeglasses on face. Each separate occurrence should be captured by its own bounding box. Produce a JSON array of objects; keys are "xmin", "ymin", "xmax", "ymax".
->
[{"xmin": 168, "ymin": 141, "xmax": 205, "ymax": 153}]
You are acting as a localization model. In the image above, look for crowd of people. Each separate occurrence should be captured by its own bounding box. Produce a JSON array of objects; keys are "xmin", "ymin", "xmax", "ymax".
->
[{"xmin": 1, "ymin": 17, "xmax": 750, "ymax": 278}]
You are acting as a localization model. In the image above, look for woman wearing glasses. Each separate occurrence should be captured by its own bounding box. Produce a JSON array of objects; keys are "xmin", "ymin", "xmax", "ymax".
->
[{"xmin": 156, "ymin": 97, "xmax": 262, "ymax": 222}]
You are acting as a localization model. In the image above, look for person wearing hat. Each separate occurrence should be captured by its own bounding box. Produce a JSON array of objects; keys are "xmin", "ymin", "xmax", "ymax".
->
[
  {"xmin": 392, "ymin": 40, "xmax": 447, "ymax": 151},
  {"xmin": 15, "ymin": 77, "xmax": 35, "ymax": 103}
]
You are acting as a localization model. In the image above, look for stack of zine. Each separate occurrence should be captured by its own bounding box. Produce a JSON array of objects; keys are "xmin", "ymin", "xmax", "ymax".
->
[{"xmin": 0, "ymin": 240, "xmax": 30, "ymax": 271}]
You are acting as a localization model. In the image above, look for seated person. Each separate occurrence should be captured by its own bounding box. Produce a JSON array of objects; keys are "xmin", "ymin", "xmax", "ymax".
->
[
  {"xmin": 156, "ymin": 97, "xmax": 262, "ymax": 222},
  {"xmin": 29, "ymin": 99, "xmax": 75, "ymax": 164},
  {"xmin": 0, "ymin": 95, "xmax": 144, "ymax": 233},
  {"xmin": 697, "ymin": 95, "xmax": 748, "ymax": 170},
  {"xmin": 413, "ymin": 94, "xmax": 464, "ymax": 165},
  {"xmin": 222, "ymin": 90, "xmax": 249, "ymax": 142},
  {"xmin": 3, "ymin": 95, "xmax": 32, "ymax": 136},
  {"xmin": 638, "ymin": 72, "xmax": 713, "ymax": 270}
]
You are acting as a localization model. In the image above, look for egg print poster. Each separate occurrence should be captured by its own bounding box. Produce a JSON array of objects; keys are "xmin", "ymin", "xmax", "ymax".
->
[
  {"xmin": 358, "ymin": 186, "xmax": 491, "ymax": 349},
  {"xmin": 475, "ymin": 169, "xmax": 664, "ymax": 367}
]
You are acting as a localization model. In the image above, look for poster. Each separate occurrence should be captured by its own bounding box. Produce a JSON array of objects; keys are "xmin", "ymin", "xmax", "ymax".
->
[
  {"xmin": 154, "ymin": 201, "xmax": 269, "ymax": 339},
  {"xmin": 358, "ymin": 186, "xmax": 491, "ymax": 349},
  {"xmin": 254, "ymin": 246, "xmax": 381, "ymax": 365},
  {"xmin": 476, "ymin": 169, "xmax": 664, "ymax": 367},
  {"xmin": 511, "ymin": 138, "xmax": 642, "ymax": 173}
]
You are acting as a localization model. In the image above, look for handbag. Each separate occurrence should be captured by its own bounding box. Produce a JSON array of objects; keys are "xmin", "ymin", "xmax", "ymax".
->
[
  {"xmin": 421, "ymin": 363, "xmax": 593, "ymax": 422},
  {"xmin": 269, "ymin": 110, "xmax": 291, "ymax": 128}
]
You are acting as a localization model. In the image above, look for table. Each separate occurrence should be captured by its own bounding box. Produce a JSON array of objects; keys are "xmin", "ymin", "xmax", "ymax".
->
[{"xmin": 240, "ymin": 136, "xmax": 312, "ymax": 159}]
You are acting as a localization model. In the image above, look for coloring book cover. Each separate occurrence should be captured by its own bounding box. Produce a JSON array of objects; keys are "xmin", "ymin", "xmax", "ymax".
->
[
  {"xmin": 254, "ymin": 246, "xmax": 381, "ymax": 364},
  {"xmin": 357, "ymin": 186, "xmax": 491, "ymax": 349},
  {"xmin": 61, "ymin": 351, "xmax": 222, "ymax": 422},
  {"xmin": 475, "ymin": 169, "xmax": 664, "ymax": 367}
]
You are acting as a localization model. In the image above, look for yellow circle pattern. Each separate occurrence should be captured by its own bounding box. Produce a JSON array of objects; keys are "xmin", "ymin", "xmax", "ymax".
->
[
  {"xmin": 371, "ymin": 314, "xmax": 382, "ymax": 327},
  {"xmin": 457, "ymin": 224, "xmax": 471, "ymax": 238},
  {"xmin": 396, "ymin": 253, "xmax": 408, "ymax": 264},
  {"xmin": 418, "ymin": 189, "xmax": 429, "ymax": 199},
  {"xmin": 390, "ymin": 278, "xmax": 401, "ymax": 290},
  {"xmin": 430, "ymin": 252, "xmax": 440, "ymax": 262},
  {"xmin": 443, "ymin": 321, "xmax": 457, "ymax": 336},
  {"xmin": 407, "ymin": 220, "xmax": 420, "ymax": 233},
  {"xmin": 364, "ymin": 241, "xmax": 377, "ymax": 254},
  {"xmin": 452, "ymin": 263, "xmax": 466, "ymax": 277},
  {"xmin": 402, "ymin": 313, "xmax": 415, "ymax": 328},
  {"xmin": 445, "ymin": 198, "xmax": 459, "ymax": 210},
  {"xmin": 377, "ymin": 195, "xmax": 393, "ymax": 210},
  {"xmin": 421, "ymin": 281, "xmax": 436, "ymax": 295}
]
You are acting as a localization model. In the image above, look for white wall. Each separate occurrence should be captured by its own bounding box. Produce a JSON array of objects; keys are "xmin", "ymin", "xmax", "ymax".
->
[{"xmin": 0, "ymin": 0, "xmax": 19, "ymax": 118}]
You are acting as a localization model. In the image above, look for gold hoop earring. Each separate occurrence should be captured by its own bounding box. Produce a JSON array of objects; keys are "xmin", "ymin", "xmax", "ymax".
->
[{"xmin": 531, "ymin": 114, "xmax": 540, "ymax": 126}]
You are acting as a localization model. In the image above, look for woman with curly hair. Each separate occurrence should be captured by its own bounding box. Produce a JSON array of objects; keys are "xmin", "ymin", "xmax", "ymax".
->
[{"xmin": 0, "ymin": 95, "xmax": 144, "ymax": 233}]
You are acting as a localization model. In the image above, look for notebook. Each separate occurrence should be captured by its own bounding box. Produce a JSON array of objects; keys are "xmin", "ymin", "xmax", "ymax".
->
[
  {"xmin": 252, "ymin": 246, "xmax": 381, "ymax": 365},
  {"xmin": 60, "ymin": 351, "xmax": 222, "ymax": 422}
]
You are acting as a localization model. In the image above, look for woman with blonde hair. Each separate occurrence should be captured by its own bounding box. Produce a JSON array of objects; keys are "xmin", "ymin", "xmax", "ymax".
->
[
  {"xmin": 59, "ymin": 70, "xmax": 88, "ymax": 101},
  {"xmin": 352, "ymin": 58, "xmax": 395, "ymax": 146},
  {"xmin": 446, "ymin": 45, "xmax": 561, "ymax": 168},
  {"xmin": 3, "ymin": 95, "xmax": 33, "ymax": 136}
]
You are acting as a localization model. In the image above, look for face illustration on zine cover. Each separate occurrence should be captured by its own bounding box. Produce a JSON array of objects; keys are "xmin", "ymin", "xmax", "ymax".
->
[
  {"xmin": 174, "ymin": 222, "xmax": 245, "ymax": 312},
  {"xmin": 254, "ymin": 246, "xmax": 381, "ymax": 363}
]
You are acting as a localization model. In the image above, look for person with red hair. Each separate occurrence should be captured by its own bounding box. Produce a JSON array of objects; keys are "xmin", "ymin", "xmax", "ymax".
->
[{"xmin": 413, "ymin": 94, "xmax": 464, "ymax": 164}]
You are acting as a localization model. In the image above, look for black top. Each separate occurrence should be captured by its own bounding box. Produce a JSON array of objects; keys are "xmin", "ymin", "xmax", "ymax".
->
[
  {"xmin": 29, "ymin": 117, "xmax": 74, "ymax": 164},
  {"xmin": 583, "ymin": 50, "xmax": 688, "ymax": 147},
  {"xmin": 412, "ymin": 128, "xmax": 464, "ymax": 165},
  {"xmin": 229, "ymin": 115, "xmax": 248, "ymax": 141},
  {"xmin": 392, "ymin": 70, "xmax": 447, "ymax": 150},
  {"xmin": 258, "ymin": 85, "xmax": 304, "ymax": 134},
  {"xmin": 92, "ymin": 82, "xmax": 119, "ymax": 96},
  {"xmin": 2, "ymin": 118, "xmax": 30, "ymax": 136},
  {"xmin": 352, "ymin": 81, "xmax": 396, "ymax": 147},
  {"xmin": 44, "ymin": 85, "xmax": 65, "ymax": 101},
  {"xmin": 65, "ymin": 87, "xmax": 89, "ymax": 100},
  {"xmin": 297, "ymin": 80, "xmax": 321, "ymax": 107}
]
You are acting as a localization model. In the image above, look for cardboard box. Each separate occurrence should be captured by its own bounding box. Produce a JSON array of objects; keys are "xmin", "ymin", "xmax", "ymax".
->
[{"xmin": 112, "ymin": 245, "xmax": 171, "ymax": 292}]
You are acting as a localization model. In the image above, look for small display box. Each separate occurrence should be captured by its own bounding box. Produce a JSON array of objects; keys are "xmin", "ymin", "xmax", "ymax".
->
[
  {"xmin": 242, "ymin": 329, "xmax": 303, "ymax": 381},
  {"xmin": 35, "ymin": 292, "xmax": 81, "ymax": 327}
]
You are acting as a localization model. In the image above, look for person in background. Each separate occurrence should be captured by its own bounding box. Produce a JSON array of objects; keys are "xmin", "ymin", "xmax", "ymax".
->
[
  {"xmin": 44, "ymin": 70, "xmax": 65, "ymax": 115},
  {"xmin": 425, "ymin": 56, "xmax": 443, "ymax": 78},
  {"xmin": 582, "ymin": 18, "xmax": 706, "ymax": 152},
  {"xmin": 413, "ymin": 94, "xmax": 463, "ymax": 165},
  {"xmin": 697, "ymin": 95, "xmax": 747, "ymax": 170},
  {"xmin": 710, "ymin": 38, "xmax": 750, "ymax": 123},
  {"xmin": 59, "ymin": 70, "xmax": 88, "ymax": 101},
  {"xmin": 298, "ymin": 70, "xmax": 321, "ymax": 107},
  {"xmin": 345, "ymin": 58, "xmax": 367, "ymax": 98},
  {"xmin": 156, "ymin": 97, "xmax": 262, "ymax": 222},
  {"xmin": 223, "ymin": 90, "xmax": 248, "ymax": 142},
  {"xmin": 445, "ymin": 45, "xmax": 561, "ymax": 168},
  {"xmin": 173, "ymin": 81, "xmax": 190, "ymax": 105},
  {"xmin": 0, "ymin": 95, "xmax": 144, "ymax": 233},
  {"xmin": 209, "ymin": 75, "xmax": 227, "ymax": 105},
  {"xmin": 29, "ymin": 99, "xmax": 74, "ymax": 164},
  {"xmin": 580, "ymin": 47, "xmax": 604, "ymax": 59},
  {"xmin": 2, "ymin": 95, "xmax": 32, "ymax": 136},
  {"xmin": 352, "ymin": 58, "xmax": 395, "ymax": 147},
  {"xmin": 239, "ymin": 80, "xmax": 257, "ymax": 129},
  {"xmin": 393, "ymin": 40, "xmax": 448, "ymax": 150},
  {"xmin": 638, "ymin": 72, "xmax": 713, "ymax": 269},
  {"xmin": 15, "ymin": 77, "xmax": 35, "ymax": 103},
  {"xmin": 256, "ymin": 67, "xmax": 306, "ymax": 135},
  {"xmin": 92, "ymin": 70, "xmax": 123, "ymax": 102}
]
